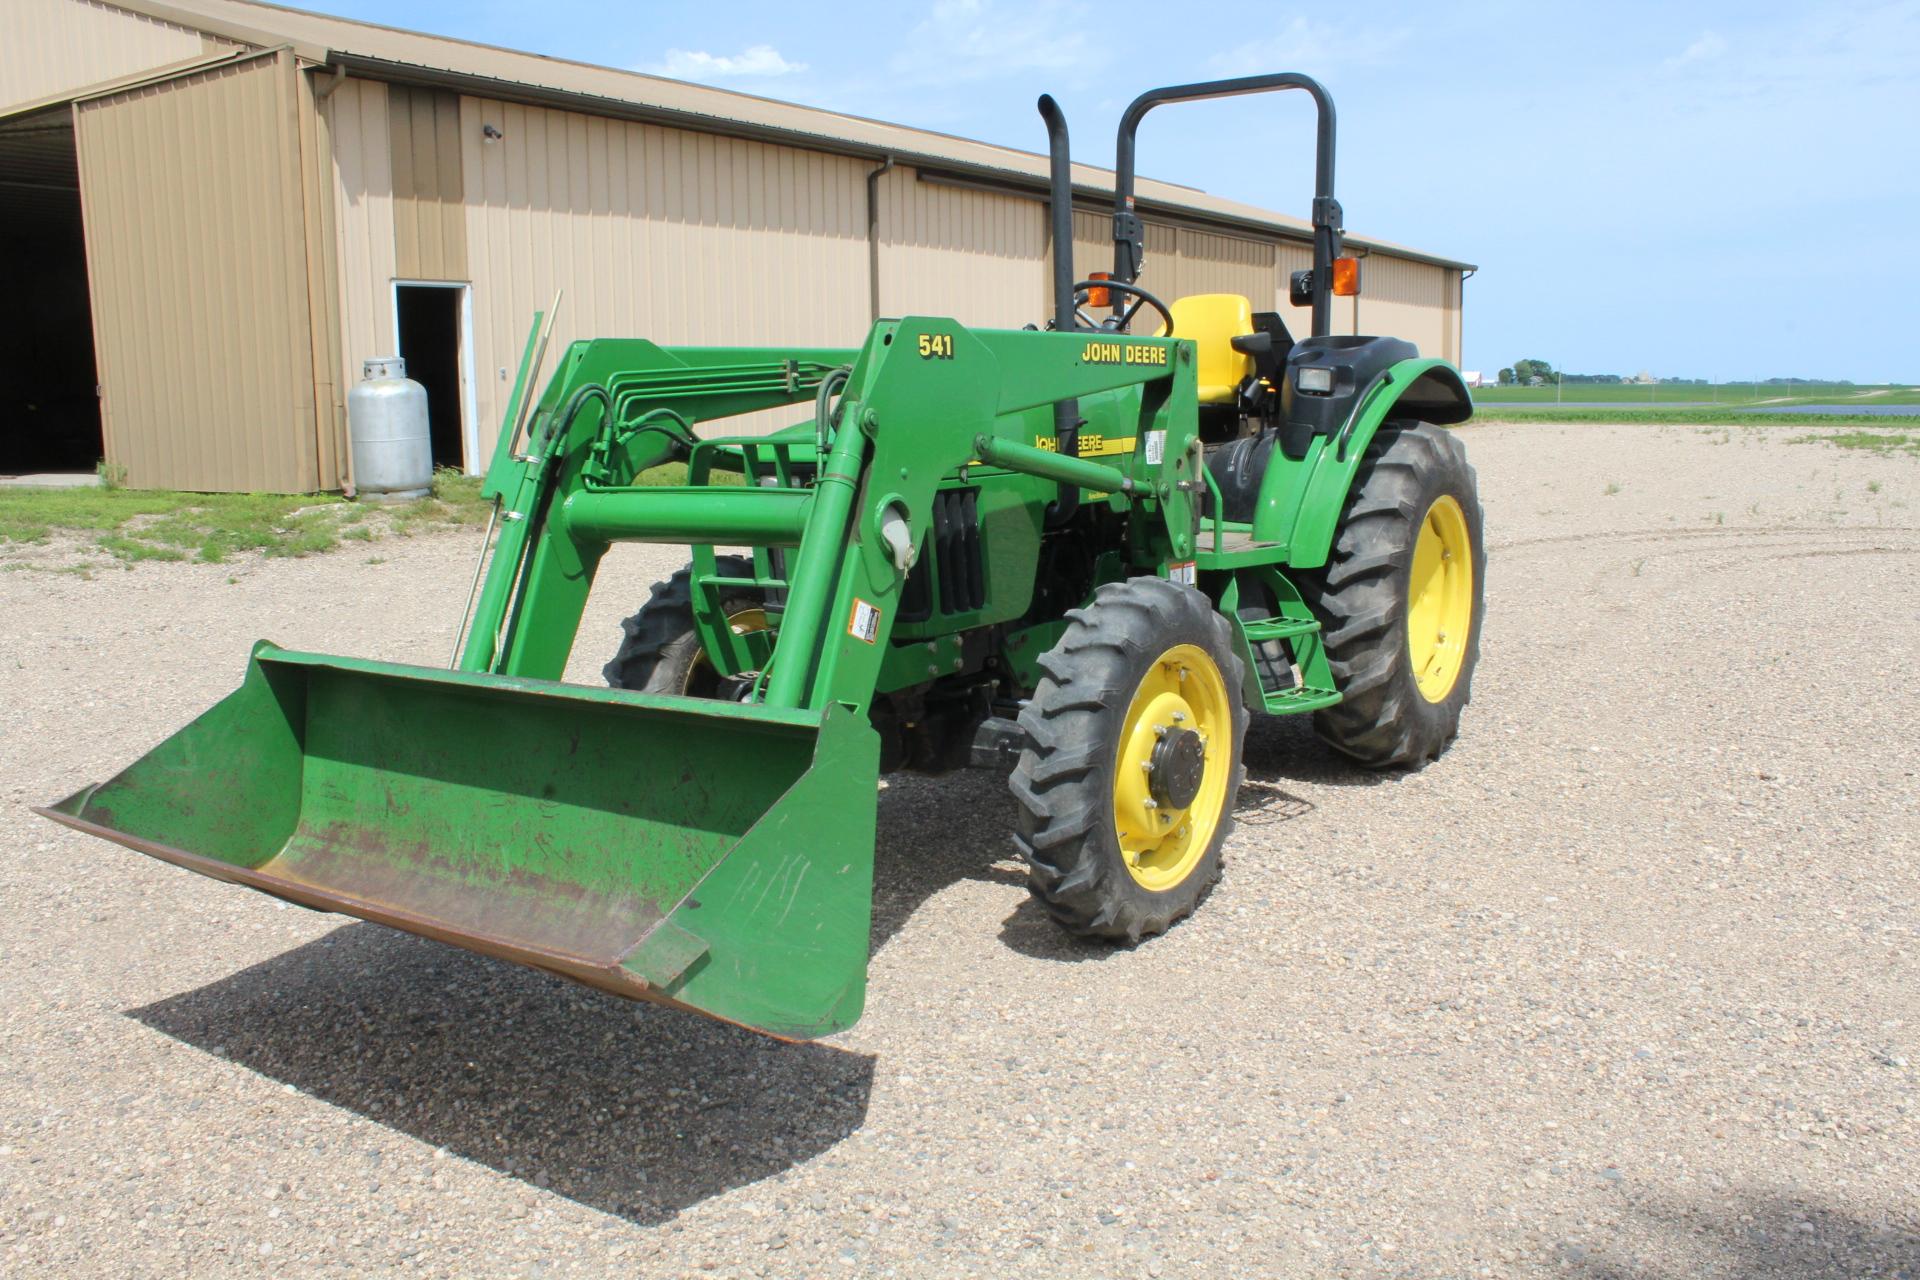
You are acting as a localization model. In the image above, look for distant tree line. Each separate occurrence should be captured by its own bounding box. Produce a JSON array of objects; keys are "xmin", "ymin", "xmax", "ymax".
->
[
  {"xmin": 1496, "ymin": 359, "xmax": 1560, "ymax": 386},
  {"xmin": 1496, "ymin": 360, "xmax": 1855, "ymax": 387}
]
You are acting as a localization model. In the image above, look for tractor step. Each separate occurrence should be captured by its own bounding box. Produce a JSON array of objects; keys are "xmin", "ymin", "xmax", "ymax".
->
[
  {"xmin": 1239, "ymin": 615, "xmax": 1321, "ymax": 643},
  {"xmin": 1257, "ymin": 682, "xmax": 1342, "ymax": 714},
  {"xmin": 1241, "ymin": 622, "xmax": 1341, "ymax": 714},
  {"xmin": 1229, "ymin": 598, "xmax": 1341, "ymax": 718}
]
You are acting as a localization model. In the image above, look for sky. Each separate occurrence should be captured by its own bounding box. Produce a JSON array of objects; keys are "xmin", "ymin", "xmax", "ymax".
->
[{"xmin": 301, "ymin": 0, "xmax": 1920, "ymax": 381}]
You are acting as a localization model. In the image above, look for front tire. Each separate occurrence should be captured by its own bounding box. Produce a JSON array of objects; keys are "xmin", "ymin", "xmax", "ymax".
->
[
  {"xmin": 1010, "ymin": 578, "xmax": 1249, "ymax": 942},
  {"xmin": 603, "ymin": 555, "xmax": 768, "ymax": 697},
  {"xmin": 1299, "ymin": 421, "xmax": 1485, "ymax": 768}
]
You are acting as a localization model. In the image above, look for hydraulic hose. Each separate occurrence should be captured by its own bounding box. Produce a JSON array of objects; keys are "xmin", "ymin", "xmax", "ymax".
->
[
  {"xmin": 815, "ymin": 365, "xmax": 852, "ymax": 464},
  {"xmin": 540, "ymin": 383, "xmax": 611, "ymax": 456}
]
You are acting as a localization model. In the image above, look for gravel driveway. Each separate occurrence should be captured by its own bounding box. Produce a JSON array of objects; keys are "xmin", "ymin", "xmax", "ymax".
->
[{"xmin": 3, "ymin": 422, "xmax": 1916, "ymax": 1277}]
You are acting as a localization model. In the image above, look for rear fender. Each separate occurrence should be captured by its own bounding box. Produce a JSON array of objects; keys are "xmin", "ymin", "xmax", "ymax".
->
[{"xmin": 1270, "ymin": 358, "xmax": 1472, "ymax": 571}]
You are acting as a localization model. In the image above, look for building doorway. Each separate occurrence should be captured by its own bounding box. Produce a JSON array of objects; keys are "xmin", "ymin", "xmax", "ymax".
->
[
  {"xmin": 0, "ymin": 109, "xmax": 102, "ymax": 476},
  {"xmin": 392, "ymin": 282, "xmax": 475, "ymax": 472}
]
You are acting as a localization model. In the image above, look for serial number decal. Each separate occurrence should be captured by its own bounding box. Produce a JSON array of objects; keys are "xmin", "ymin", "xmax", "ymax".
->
[
  {"xmin": 1034, "ymin": 434, "xmax": 1138, "ymax": 458},
  {"xmin": 1080, "ymin": 340, "xmax": 1169, "ymax": 367},
  {"xmin": 917, "ymin": 332, "xmax": 956, "ymax": 360}
]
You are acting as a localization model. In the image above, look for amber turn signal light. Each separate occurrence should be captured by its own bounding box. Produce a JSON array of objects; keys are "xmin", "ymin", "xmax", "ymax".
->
[
  {"xmin": 1085, "ymin": 271, "xmax": 1112, "ymax": 308},
  {"xmin": 1331, "ymin": 257, "xmax": 1361, "ymax": 297}
]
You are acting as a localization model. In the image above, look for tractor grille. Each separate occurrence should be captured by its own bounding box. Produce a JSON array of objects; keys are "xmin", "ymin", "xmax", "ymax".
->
[
  {"xmin": 899, "ymin": 487, "xmax": 984, "ymax": 623},
  {"xmin": 934, "ymin": 488, "xmax": 985, "ymax": 614}
]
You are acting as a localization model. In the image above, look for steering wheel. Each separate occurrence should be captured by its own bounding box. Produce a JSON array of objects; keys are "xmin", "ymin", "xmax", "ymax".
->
[{"xmin": 1071, "ymin": 280, "xmax": 1175, "ymax": 336}]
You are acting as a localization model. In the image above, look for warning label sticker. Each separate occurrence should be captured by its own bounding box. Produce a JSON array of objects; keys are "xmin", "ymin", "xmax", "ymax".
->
[
  {"xmin": 1143, "ymin": 430, "xmax": 1166, "ymax": 465},
  {"xmin": 1168, "ymin": 560, "xmax": 1197, "ymax": 586},
  {"xmin": 848, "ymin": 598, "xmax": 882, "ymax": 643}
]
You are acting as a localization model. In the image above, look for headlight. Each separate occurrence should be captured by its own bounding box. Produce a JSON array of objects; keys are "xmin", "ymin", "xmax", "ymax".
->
[{"xmin": 1295, "ymin": 366, "xmax": 1334, "ymax": 395}]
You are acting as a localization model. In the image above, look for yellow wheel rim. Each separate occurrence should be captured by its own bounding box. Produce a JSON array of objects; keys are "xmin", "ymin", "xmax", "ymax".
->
[
  {"xmin": 1407, "ymin": 494, "xmax": 1474, "ymax": 703},
  {"xmin": 682, "ymin": 606, "xmax": 769, "ymax": 695},
  {"xmin": 1111, "ymin": 643, "xmax": 1233, "ymax": 893}
]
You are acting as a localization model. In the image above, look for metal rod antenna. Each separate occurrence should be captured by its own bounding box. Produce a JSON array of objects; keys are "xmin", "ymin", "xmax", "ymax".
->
[{"xmin": 450, "ymin": 291, "xmax": 564, "ymax": 666}]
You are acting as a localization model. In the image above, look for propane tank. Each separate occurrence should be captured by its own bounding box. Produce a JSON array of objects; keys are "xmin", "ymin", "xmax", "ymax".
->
[{"xmin": 348, "ymin": 356, "xmax": 432, "ymax": 499}]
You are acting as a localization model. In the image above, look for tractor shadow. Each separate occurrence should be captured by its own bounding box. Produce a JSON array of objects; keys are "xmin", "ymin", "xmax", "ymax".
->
[
  {"xmin": 120, "ymin": 770, "xmax": 1023, "ymax": 1229},
  {"xmin": 123, "ymin": 728, "xmax": 1391, "ymax": 1226},
  {"xmin": 870, "ymin": 766, "xmax": 1029, "ymax": 955},
  {"xmin": 1568, "ymin": 1188, "xmax": 1919, "ymax": 1278},
  {"xmin": 1241, "ymin": 708, "xmax": 1409, "ymax": 789},
  {"xmin": 872, "ymin": 728, "xmax": 1347, "ymax": 963},
  {"xmin": 130, "ymin": 925, "xmax": 873, "ymax": 1227},
  {"xmin": 873, "ymin": 764, "xmax": 1118, "ymax": 963},
  {"xmin": 867, "ymin": 711, "xmax": 1410, "ymax": 962}
]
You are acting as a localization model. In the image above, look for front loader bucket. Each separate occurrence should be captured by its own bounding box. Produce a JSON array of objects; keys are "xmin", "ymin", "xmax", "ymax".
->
[{"xmin": 38, "ymin": 645, "xmax": 878, "ymax": 1040}]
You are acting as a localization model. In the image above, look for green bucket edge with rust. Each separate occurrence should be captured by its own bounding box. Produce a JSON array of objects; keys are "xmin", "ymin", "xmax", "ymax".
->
[{"xmin": 38, "ymin": 643, "xmax": 878, "ymax": 1040}]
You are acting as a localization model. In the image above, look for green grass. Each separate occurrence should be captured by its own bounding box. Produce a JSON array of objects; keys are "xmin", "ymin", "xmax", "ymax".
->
[
  {"xmin": 1469, "ymin": 407, "xmax": 1920, "ymax": 427},
  {"xmin": 1789, "ymin": 430, "xmax": 1920, "ymax": 456},
  {"xmin": 386, "ymin": 468, "xmax": 494, "ymax": 536},
  {"xmin": 1472, "ymin": 381, "xmax": 1920, "ymax": 407},
  {"xmin": 0, "ymin": 466, "xmax": 493, "ymax": 565},
  {"xmin": 633, "ymin": 461, "xmax": 747, "ymax": 486},
  {"xmin": 0, "ymin": 489, "xmax": 346, "ymax": 562}
]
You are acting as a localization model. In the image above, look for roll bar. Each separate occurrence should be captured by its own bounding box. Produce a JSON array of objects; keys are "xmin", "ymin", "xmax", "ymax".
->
[{"xmin": 1111, "ymin": 74, "xmax": 1342, "ymax": 338}]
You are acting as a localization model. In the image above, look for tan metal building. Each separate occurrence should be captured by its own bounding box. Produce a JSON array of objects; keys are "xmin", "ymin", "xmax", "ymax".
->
[{"xmin": 0, "ymin": 0, "xmax": 1474, "ymax": 492}]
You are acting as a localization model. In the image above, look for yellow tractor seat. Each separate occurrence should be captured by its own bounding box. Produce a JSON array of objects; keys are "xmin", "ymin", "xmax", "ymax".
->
[{"xmin": 1163, "ymin": 293, "xmax": 1256, "ymax": 404}]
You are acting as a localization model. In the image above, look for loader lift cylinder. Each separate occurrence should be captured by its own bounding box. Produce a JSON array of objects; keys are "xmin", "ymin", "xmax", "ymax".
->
[{"xmin": 763, "ymin": 397, "xmax": 871, "ymax": 708}]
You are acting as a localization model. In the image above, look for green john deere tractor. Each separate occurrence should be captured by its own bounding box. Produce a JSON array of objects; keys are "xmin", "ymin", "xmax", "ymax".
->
[{"xmin": 40, "ymin": 74, "xmax": 1483, "ymax": 1040}]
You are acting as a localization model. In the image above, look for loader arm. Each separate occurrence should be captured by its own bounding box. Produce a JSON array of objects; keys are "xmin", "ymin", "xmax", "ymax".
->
[
  {"xmin": 463, "ymin": 319, "xmax": 1202, "ymax": 716},
  {"xmin": 40, "ymin": 316, "xmax": 1200, "ymax": 1041}
]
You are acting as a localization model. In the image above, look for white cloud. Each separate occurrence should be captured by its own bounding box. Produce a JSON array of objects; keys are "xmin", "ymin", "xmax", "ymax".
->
[
  {"xmin": 888, "ymin": 0, "xmax": 1104, "ymax": 87},
  {"xmin": 1667, "ymin": 30, "xmax": 1728, "ymax": 68},
  {"xmin": 1208, "ymin": 17, "xmax": 1410, "ymax": 78},
  {"xmin": 643, "ymin": 44, "xmax": 807, "ymax": 81}
]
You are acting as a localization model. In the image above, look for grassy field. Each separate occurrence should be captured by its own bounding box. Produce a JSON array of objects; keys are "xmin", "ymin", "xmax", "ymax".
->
[
  {"xmin": 1472, "ymin": 382, "xmax": 1920, "ymax": 408},
  {"xmin": 1468, "ymin": 407, "xmax": 1920, "ymax": 427},
  {"xmin": 0, "ymin": 462, "xmax": 754, "ymax": 574},
  {"xmin": 1790, "ymin": 429, "xmax": 1920, "ymax": 456},
  {"xmin": 0, "ymin": 468, "xmax": 491, "ymax": 568}
]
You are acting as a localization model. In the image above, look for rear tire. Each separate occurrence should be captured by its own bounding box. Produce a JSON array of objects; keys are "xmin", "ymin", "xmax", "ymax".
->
[
  {"xmin": 1299, "ymin": 421, "xmax": 1485, "ymax": 768},
  {"xmin": 1010, "ymin": 577, "xmax": 1249, "ymax": 942},
  {"xmin": 604, "ymin": 555, "xmax": 766, "ymax": 697}
]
